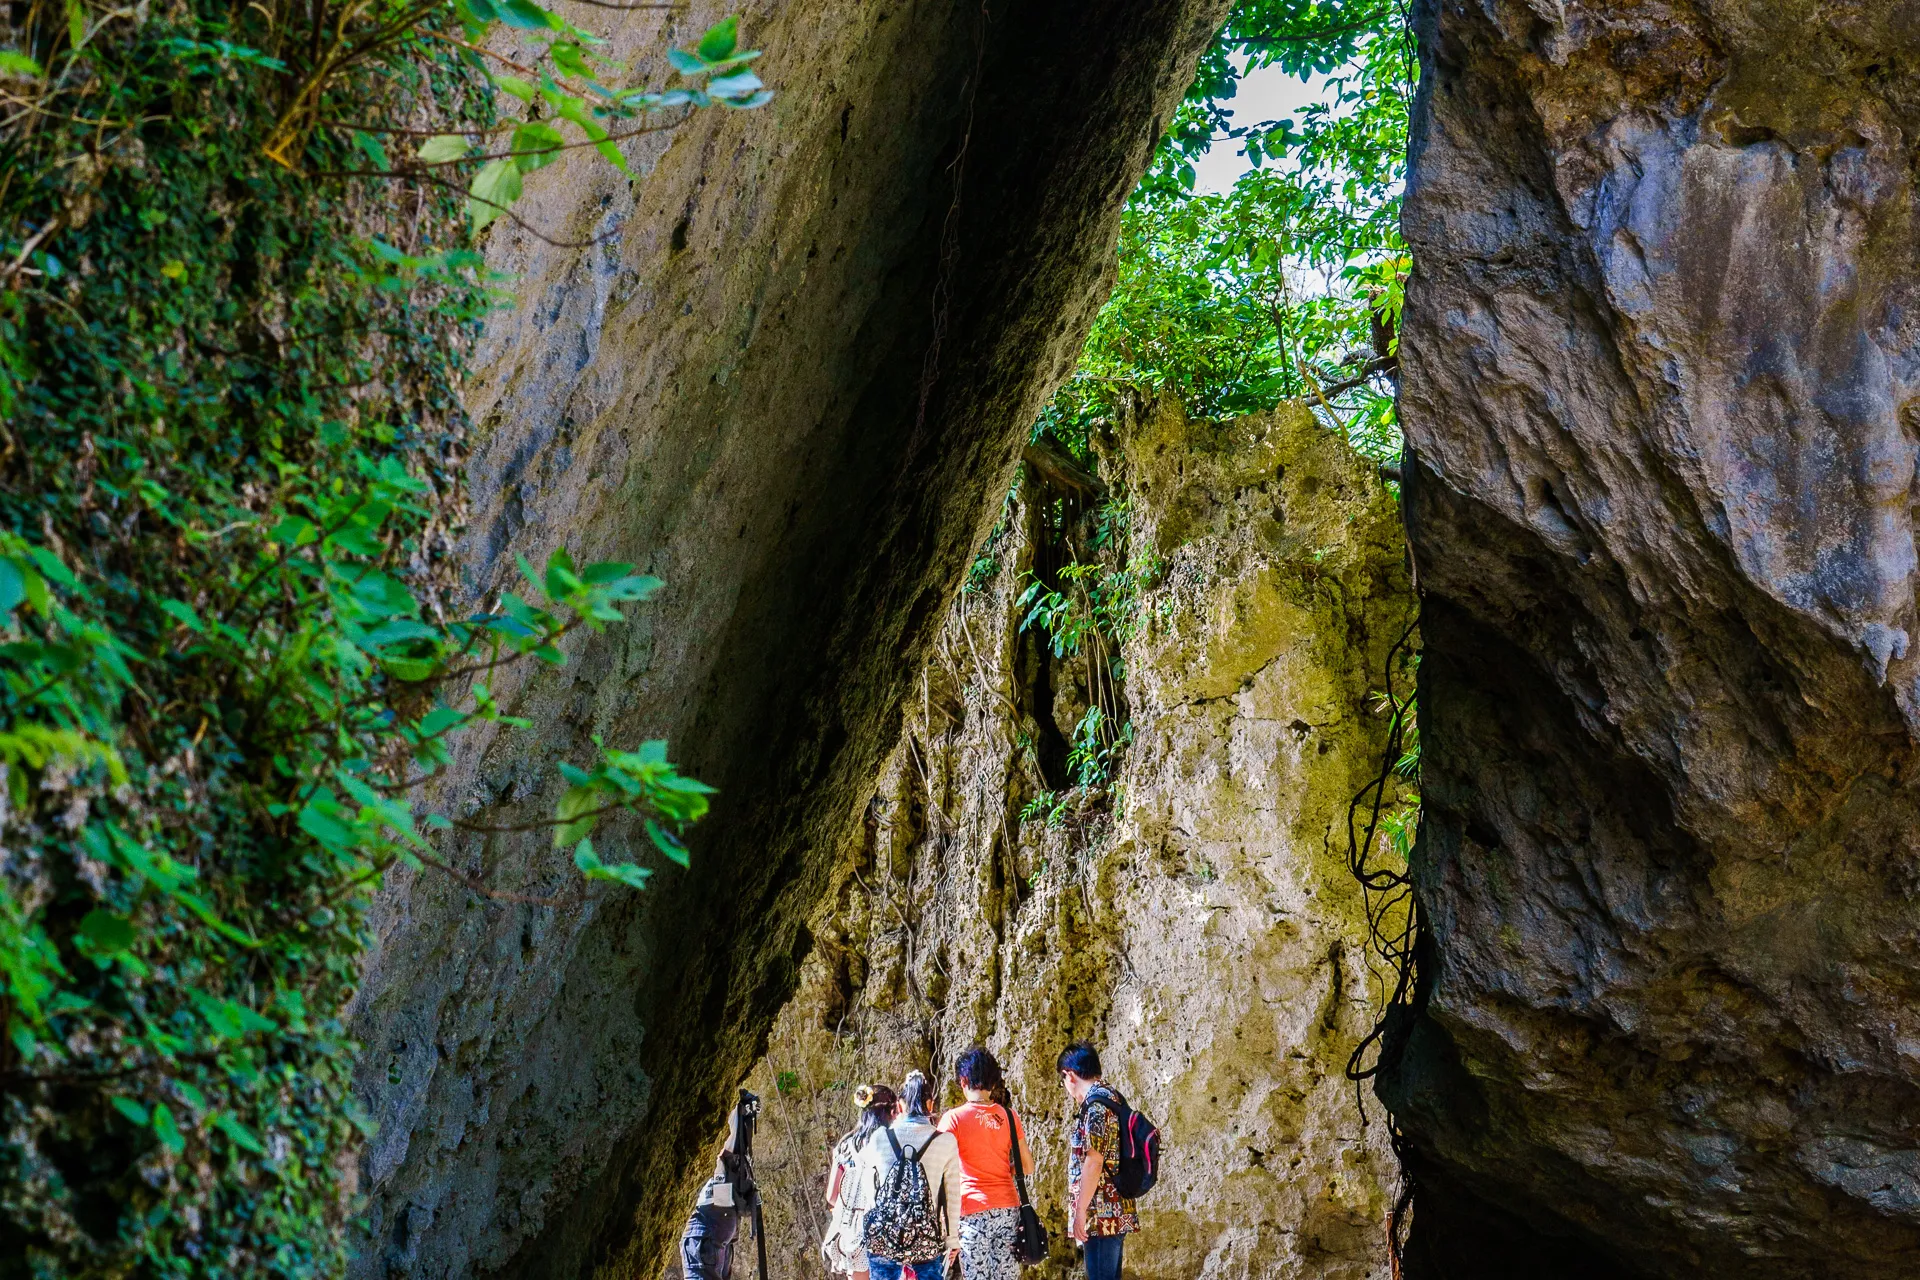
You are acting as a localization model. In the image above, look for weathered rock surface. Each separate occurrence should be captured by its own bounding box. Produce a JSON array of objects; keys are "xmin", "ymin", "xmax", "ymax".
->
[
  {"xmin": 1389, "ymin": 1, "xmax": 1920, "ymax": 1275},
  {"xmin": 728, "ymin": 399, "xmax": 1413, "ymax": 1280},
  {"xmin": 344, "ymin": 3, "xmax": 1229, "ymax": 1278}
]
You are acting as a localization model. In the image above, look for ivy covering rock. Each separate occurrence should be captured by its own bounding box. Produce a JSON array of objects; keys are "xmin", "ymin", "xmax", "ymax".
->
[{"xmin": 0, "ymin": 0, "xmax": 761, "ymax": 1272}]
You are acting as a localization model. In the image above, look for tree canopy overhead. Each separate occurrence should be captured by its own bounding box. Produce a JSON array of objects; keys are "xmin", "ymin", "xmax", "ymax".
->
[{"xmin": 1038, "ymin": 0, "xmax": 1411, "ymax": 461}]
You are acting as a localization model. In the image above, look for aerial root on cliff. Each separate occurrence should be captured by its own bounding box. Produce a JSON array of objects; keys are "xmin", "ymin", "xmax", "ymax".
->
[{"xmin": 1342, "ymin": 604, "xmax": 1422, "ymax": 1269}]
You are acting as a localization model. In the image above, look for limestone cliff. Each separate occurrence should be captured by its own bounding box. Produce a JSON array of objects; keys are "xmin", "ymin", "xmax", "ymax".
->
[
  {"xmin": 345, "ymin": 3, "xmax": 1231, "ymax": 1278},
  {"xmin": 723, "ymin": 399, "xmax": 1414, "ymax": 1280},
  {"xmin": 1388, "ymin": 1, "xmax": 1920, "ymax": 1276}
]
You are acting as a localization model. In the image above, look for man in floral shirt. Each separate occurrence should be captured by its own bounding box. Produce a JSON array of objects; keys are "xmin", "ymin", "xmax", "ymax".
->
[{"xmin": 1059, "ymin": 1041, "xmax": 1138, "ymax": 1280}]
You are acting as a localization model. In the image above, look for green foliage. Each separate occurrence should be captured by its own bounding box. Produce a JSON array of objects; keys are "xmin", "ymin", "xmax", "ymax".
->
[
  {"xmin": 1016, "ymin": 504, "xmax": 1162, "ymax": 664},
  {"xmin": 1018, "ymin": 790, "xmax": 1071, "ymax": 829},
  {"xmin": 1065, "ymin": 705, "xmax": 1133, "ymax": 790},
  {"xmin": 1374, "ymin": 670, "xmax": 1420, "ymax": 860},
  {"xmin": 1036, "ymin": 0, "xmax": 1410, "ymax": 462},
  {"xmin": 1013, "ymin": 501, "xmax": 1155, "ymax": 799},
  {"xmin": 0, "ymin": 0, "xmax": 766, "ymax": 1272}
]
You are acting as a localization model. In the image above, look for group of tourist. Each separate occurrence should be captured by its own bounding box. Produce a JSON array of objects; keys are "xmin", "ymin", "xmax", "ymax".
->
[{"xmin": 821, "ymin": 1042, "xmax": 1142, "ymax": 1280}]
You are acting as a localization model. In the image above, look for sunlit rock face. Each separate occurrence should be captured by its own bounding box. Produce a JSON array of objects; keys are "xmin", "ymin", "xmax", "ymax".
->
[
  {"xmin": 342, "ymin": 2, "xmax": 1228, "ymax": 1277},
  {"xmin": 729, "ymin": 399, "xmax": 1414, "ymax": 1280},
  {"xmin": 1389, "ymin": 0, "xmax": 1920, "ymax": 1275}
]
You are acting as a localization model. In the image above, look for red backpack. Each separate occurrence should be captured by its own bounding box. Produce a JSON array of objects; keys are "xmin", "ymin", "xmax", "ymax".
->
[{"xmin": 1083, "ymin": 1091, "xmax": 1161, "ymax": 1198}]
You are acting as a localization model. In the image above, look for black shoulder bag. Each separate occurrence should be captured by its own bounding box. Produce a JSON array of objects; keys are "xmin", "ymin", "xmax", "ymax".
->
[{"xmin": 1003, "ymin": 1104, "xmax": 1049, "ymax": 1264}]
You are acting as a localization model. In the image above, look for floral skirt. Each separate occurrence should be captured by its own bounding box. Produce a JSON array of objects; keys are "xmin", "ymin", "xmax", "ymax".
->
[{"xmin": 958, "ymin": 1208, "xmax": 1021, "ymax": 1280}]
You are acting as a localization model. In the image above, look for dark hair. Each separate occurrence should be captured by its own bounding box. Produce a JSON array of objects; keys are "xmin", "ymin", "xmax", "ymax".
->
[
  {"xmin": 849, "ymin": 1084, "xmax": 897, "ymax": 1149},
  {"xmin": 955, "ymin": 1046, "xmax": 1003, "ymax": 1092},
  {"xmin": 900, "ymin": 1070, "xmax": 936, "ymax": 1119},
  {"xmin": 1057, "ymin": 1041, "xmax": 1102, "ymax": 1079}
]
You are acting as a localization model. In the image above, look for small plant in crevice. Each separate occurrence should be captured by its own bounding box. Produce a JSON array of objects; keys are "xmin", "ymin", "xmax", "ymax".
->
[
  {"xmin": 1370, "ymin": 666, "xmax": 1420, "ymax": 862},
  {"xmin": 1066, "ymin": 705, "xmax": 1133, "ymax": 790},
  {"xmin": 1019, "ymin": 790, "xmax": 1071, "ymax": 829}
]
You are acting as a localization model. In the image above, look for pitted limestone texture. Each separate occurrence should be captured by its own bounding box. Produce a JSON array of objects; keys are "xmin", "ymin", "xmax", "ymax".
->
[{"xmin": 1388, "ymin": 1, "xmax": 1920, "ymax": 1275}]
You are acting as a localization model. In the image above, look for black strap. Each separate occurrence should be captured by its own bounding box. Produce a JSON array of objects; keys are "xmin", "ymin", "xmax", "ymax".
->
[
  {"xmin": 1001, "ymin": 1104, "xmax": 1034, "ymax": 1209},
  {"xmin": 883, "ymin": 1126, "xmax": 930, "ymax": 1166}
]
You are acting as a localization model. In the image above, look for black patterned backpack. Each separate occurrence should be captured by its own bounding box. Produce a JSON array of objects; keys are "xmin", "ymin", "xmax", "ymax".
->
[{"xmin": 863, "ymin": 1129, "xmax": 946, "ymax": 1263}]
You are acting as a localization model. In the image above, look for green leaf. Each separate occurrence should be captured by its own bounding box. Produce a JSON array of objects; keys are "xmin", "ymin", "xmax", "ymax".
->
[
  {"xmin": 65, "ymin": 0, "xmax": 83, "ymax": 49},
  {"xmin": 601, "ymin": 573, "xmax": 661, "ymax": 602},
  {"xmin": 575, "ymin": 839, "xmax": 653, "ymax": 889},
  {"xmin": 706, "ymin": 70, "xmax": 763, "ymax": 98},
  {"xmin": 416, "ymin": 706, "xmax": 465, "ymax": 738},
  {"xmin": 159, "ymin": 599, "xmax": 202, "ymax": 632},
  {"xmin": 0, "ymin": 558, "xmax": 23, "ymax": 616},
  {"xmin": 353, "ymin": 131, "xmax": 390, "ymax": 170},
  {"xmin": 381, "ymin": 655, "xmax": 440, "ymax": 682},
  {"xmin": 0, "ymin": 51, "xmax": 42, "ymax": 78},
  {"xmin": 418, "ymin": 134, "xmax": 473, "ymax": 164},
  {"xmin": 696, "ymin": 16, "xmax": 739, "ymax": 62},
  {"xmin": 268, "ymin": 514, "xmax": 317, "ymax": 546},
  {"xmin": 298, "ymin": 793, "xmax": 360, "ymax": 851},
  {"xmin": 77, "ymin": 909, "xmax": 135, "ymax": 958},
  {"xmin": 110, "ymin": 1097, "xmax": 149, "ymax": 1126},
  {"xmin": 543, "ymin": 547, "xmax": 581, "ymax": 598},
  {"xmin": 554, "ymin": 785, "xmax": 601, "ymax": 846},
  {"xmin": 151, "ymin": 1103, "xmax": 185, "ymax": 1154},
  {"xmin": 549, "ymin": 41, "xmax": 595, "ymax": 81},
  {"xmin": 553, "ymin": 97, "xmax": 629, "ymax": 174},
  {"xmin": 511, "ymin": 121, "xmax": 566, "ymax": 173},
  {"xmin": 213, "ymin": 1112, "xmax": 267, "ymax": 1154},
  {"xmin": 496, "ymin": 0, "xmax": 558, "ymax": 30},
  {"xmin": 344, "ymin": 570, "xmax": 416, "ymax": 618},
  {"xmin": 24, "ymin": 544, "xmax": 76, "ymax": 589},
  {"xmin": 492, "ymin": 73, "xmax": 536, "ymax": 102},
  {"xmin": 580, "ymin": 561, "xmax": 634, "ymax": 585},
  {"xmin": 646, "ymin": 819, "xmax": 691, "ymax": 868}
]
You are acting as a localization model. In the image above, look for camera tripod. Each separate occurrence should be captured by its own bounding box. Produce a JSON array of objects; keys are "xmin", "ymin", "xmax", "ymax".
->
[{"xmin": 731, "ymin": 1089, "xmax": 770, "ymax": 1280}]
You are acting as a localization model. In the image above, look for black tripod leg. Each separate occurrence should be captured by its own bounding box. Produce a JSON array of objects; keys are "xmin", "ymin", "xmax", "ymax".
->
[{"xmin": 752, "ymin": 1203, "xmax": 769, "ymax": 1280}]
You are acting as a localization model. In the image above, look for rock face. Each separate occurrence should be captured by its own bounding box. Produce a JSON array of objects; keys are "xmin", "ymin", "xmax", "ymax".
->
[
  {"xmin": 344, "ymin": 3, "xmax": 1229, "ymax": 1278},
  {"xmin": 727, "ymin": 399, "xmax": 1413, "ymax": 1280},
  {"xmin": 1389, "ymin": 1, "xmax": 1920, "ymax": 1275}
]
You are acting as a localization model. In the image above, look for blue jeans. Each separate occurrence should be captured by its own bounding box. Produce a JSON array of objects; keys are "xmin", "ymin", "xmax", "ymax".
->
[
  {"xmin": 868, "ymin": 1255, "xmax": 945, "ymax": 1280},
  {"xmin": 1084, "ymin": 1232, "xmax": 1125, "ymax": 1280}
]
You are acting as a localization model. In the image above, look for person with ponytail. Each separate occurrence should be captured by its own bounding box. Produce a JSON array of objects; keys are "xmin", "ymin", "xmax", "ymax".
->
[
  {"xmin": 937, "ymin": 1048, "xmax": 1036, "ymax": 1280},
  {"xmin": 852, "ymin": 1070, "xmax": 964, "ymax": 1280},
  {"xmin": 822, "ymin": 1084, "xmax": 897, "ymax": 1278}
]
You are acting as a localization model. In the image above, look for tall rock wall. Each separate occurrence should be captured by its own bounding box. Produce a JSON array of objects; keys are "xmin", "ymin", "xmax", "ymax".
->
[
  {"xmin": 344, "ymin": 3, "xmax": 1229, "ymax": 1277},
  {"xmin": 1390, "ymin": 1, "xmax": 1920, "ymax": 1276},
  {"xmin": 724, "ymin": 399, "xmax": 1414, "ymax": 1280}
]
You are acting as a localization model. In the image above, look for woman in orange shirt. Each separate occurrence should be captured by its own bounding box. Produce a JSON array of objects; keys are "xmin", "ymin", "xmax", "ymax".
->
[{"xmin": 936, "ymin": 1048, "xmax": 1035, "ymax": 1280}]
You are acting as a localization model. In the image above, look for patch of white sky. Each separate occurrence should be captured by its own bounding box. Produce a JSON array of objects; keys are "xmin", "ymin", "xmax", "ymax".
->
[
  {"xmin": 1189, "ymin": 55, "xmax": 1332, "ymax": 195},
  {"xmin": 1187, "ymin": 56, "xmax": 1344, "ymax": 301}
]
